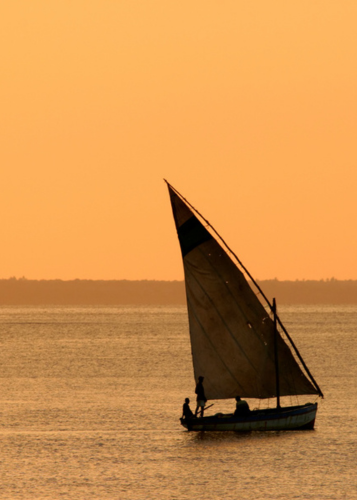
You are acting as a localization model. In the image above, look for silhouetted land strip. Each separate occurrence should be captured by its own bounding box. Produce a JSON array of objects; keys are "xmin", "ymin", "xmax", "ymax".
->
[{"xmin": 1, "ymin": 278, "xmax": 357, "ymax": 305}]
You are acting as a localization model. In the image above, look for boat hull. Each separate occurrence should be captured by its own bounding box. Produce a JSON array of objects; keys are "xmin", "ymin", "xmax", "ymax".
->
[{"xmin": 180, "ymin": 402, "xmax": 318, "ymax": 432}]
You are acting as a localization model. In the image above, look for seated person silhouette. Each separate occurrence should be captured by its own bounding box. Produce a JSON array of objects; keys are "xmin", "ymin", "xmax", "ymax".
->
[
  {"xmin": 234, "ymin": 396, "xmax": 250, "ymax": 416},
  {"xmin": 182, "ymin": 398, "xmax": 195, "ymax": 420}
]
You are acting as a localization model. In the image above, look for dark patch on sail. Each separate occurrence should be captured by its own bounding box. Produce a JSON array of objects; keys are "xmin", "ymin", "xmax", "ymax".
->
[{"xmin": 178, "ymin": 216, "xmax": 213, "ymax": 257}]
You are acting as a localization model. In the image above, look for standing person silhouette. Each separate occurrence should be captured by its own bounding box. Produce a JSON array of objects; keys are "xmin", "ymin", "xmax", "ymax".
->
[{"xmin": 195, "ymin": 376, "xmax": 207, "ymax": 417}]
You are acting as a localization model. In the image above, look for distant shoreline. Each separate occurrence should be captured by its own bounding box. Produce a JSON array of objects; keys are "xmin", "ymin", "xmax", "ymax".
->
[{"xmin": 1, "ymin": 278, "xmax": 357, "ymax": 305}]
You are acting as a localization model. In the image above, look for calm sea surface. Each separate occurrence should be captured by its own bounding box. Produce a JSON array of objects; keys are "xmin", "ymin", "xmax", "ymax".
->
[{"xmin": 0, "ymin": 305, "xmax": 356, "ymax": 499}]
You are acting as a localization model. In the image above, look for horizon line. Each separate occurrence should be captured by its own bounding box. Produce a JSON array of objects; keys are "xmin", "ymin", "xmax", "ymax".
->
[{"xmin": 2, "ymin": 277, "xmax": 356, "ymax": 283}]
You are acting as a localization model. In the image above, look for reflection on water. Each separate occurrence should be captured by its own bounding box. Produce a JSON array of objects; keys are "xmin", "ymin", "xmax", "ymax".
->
[{"xmin": 0, "ymin": 305, "xmax": 356, "ymax": 499}]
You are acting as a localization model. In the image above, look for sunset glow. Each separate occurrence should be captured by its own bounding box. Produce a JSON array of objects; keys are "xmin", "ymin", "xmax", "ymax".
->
[{"xmin": 1, "ymin": 1, "xmax": 356, "ymax": 280}]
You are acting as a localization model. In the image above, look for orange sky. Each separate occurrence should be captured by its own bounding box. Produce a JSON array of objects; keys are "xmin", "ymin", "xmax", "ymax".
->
[{"xmin": 1, "ymin": 1, "xmax": 356, "ymax": 281}]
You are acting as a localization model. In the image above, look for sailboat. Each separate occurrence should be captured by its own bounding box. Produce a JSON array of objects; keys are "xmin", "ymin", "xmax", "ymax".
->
[{"xmin": 166, "ymin": 181, "xmax": 323, "ymax": 432}]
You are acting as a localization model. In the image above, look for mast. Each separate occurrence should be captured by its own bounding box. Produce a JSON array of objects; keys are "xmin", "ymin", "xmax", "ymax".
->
[{"xmin": 273, "ymin": 298, "xmax": 281, "ymax": 409}]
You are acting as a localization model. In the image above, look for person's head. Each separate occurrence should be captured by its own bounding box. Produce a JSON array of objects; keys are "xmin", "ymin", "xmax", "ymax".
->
[
  {"xmin": 185, "ymin": 398, "xmax": 190, "ymax": 403},
  {"xmin": 235, "ymin": 396, "xmax": 241, "ymax": 402},
  {"xmin": 198, "ymin": 376, "xmax": 204, "ymax": 382}
]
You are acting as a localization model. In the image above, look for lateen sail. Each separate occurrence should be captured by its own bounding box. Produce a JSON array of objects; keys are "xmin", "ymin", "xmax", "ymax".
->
[{"xmin": 168, "ymin": 184, "xmax": 319, "ymax": 400}]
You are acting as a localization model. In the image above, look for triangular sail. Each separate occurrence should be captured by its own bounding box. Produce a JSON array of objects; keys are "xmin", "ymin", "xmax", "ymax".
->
[{"xmin": 168, "ymin": 184, "xmax": 319, "ymax": 400}]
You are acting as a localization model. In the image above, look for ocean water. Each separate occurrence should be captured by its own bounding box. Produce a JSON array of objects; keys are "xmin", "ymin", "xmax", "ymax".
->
[{"xmin": 0, "ymin": 304, "xmax": 356, "ymax": 499}]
